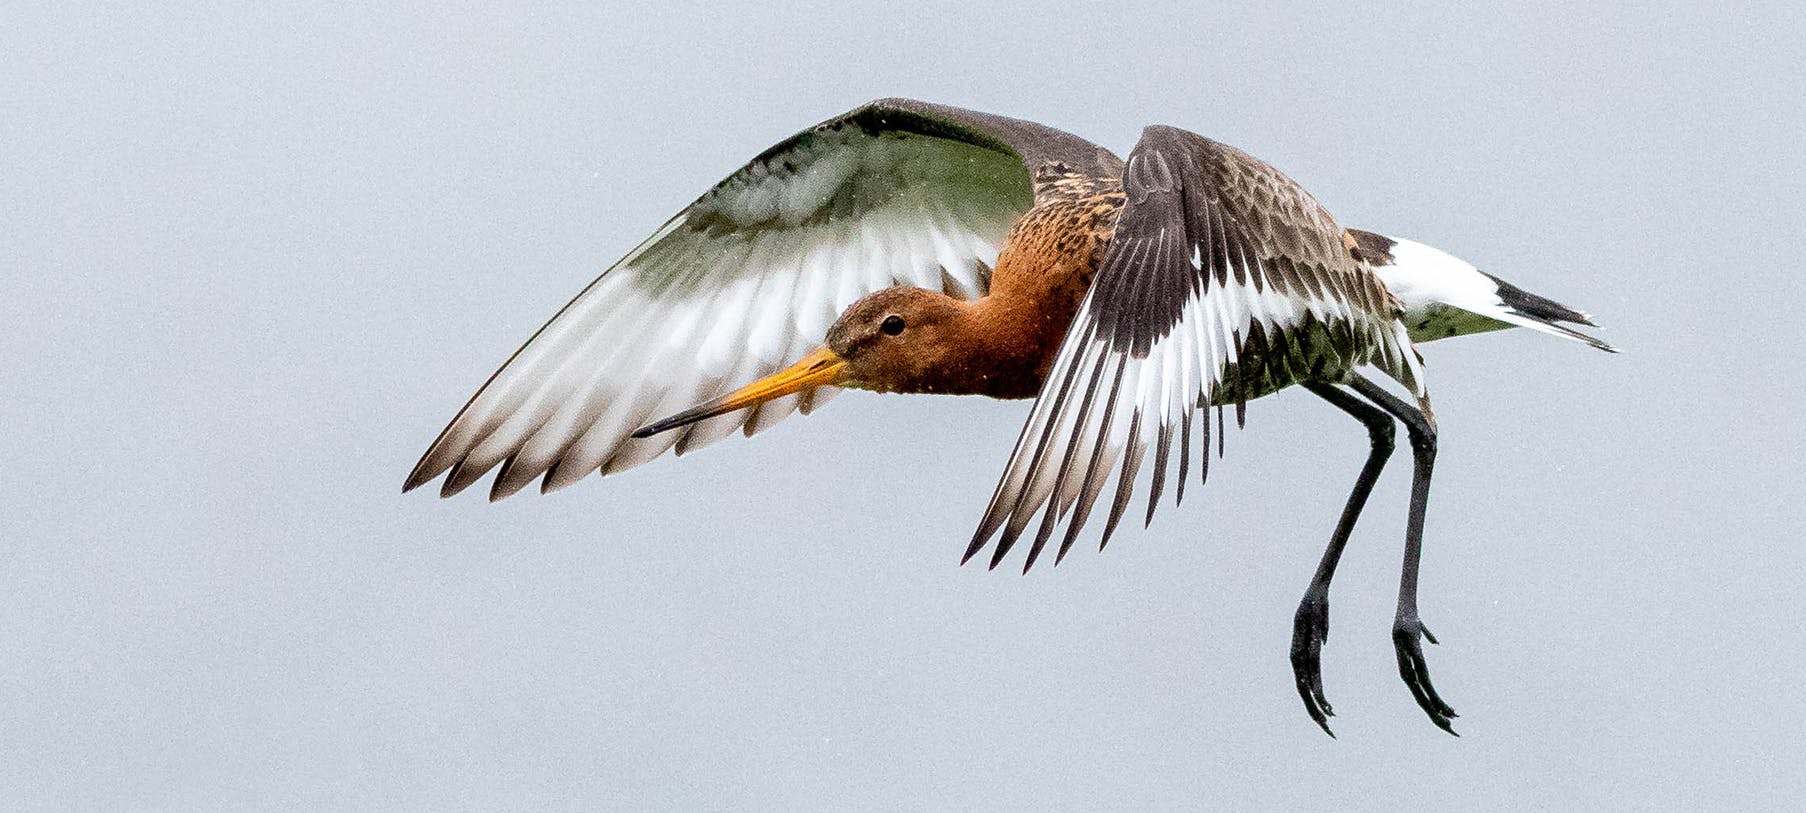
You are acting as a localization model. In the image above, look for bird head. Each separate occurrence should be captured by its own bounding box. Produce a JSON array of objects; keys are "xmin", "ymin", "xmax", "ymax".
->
[
  {"xmin": 822, "ymin": 286, "xmax": 966, "ymax": 392},
  {"xmin": 631, "ymin": 286, "xmax": 964, "ymax": 438}
]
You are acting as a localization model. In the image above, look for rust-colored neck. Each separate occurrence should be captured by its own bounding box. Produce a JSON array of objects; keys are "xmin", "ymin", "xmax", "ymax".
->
[
  {"xmin": 901, "ymin": 298, "xmax": 1058, "ymax": 399},
  {"xmin": 946, "ymin": 291, "xmax": 1080, "ymax": 399},
  {"xmin": 917, "ymin": 184, "xmax": 1124, "ymax": 398}
]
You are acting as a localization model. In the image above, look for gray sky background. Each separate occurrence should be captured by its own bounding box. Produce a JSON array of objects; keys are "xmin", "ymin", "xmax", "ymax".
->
[{"xmin": 6, "ymin": 1, "xmax": 1805, "ymax": 809}]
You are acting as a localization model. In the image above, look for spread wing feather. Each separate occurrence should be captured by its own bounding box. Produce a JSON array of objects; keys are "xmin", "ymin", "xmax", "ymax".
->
[
  {"xmin": 965, "ymin": 126, "xmax": 1425, "ymax": 571},
  {"xmin": 407, "ymin": 99, "xmax": 1122, "ymax": 499}
]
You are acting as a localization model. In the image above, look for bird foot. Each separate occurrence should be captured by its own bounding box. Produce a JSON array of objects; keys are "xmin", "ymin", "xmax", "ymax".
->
[
  {"xmin": 1393, "ymin": 615, "xmax": 1459, "ymax": 735},
  {"xmin": 1290, "ymin": 589, "xmax": 1335, "ymax": 737}
]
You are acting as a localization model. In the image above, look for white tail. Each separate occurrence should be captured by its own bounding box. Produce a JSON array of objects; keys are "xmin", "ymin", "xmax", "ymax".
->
[{"xmin": 1353, "ymin": 231, "xmax": 1616, "ymax": 353}]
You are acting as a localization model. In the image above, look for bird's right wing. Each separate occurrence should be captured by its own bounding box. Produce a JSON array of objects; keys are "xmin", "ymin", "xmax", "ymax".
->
[
  {"xmin": 966, "ymin": 126, "xmax": 1423, "ymax": 571},
  {"xmin": 406, "ymin": 99, "xmax": 1122, "ymax": 501}
]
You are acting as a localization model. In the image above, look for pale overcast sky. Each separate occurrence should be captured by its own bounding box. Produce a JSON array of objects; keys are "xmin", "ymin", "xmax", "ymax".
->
[{"xmin": 6, "ymin": 2, "xmax": 1804, "ymax": 809}]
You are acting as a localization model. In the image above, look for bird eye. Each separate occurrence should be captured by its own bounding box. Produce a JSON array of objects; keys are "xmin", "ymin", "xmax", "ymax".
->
[{"xmin": 881, "ymin": 314, "xmax": 906, "ymax": 336}]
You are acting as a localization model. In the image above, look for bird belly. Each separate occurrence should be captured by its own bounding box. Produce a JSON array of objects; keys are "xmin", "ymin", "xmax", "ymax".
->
[{"xmin": 1207, "ymin": 316, "xmax": 1367, "ymax": 404}]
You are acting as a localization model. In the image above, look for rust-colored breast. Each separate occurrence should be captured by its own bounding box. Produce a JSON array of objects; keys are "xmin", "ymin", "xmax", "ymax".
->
[{"xmin": 963, "ymin": 173, "xmax": 1125, "ymax": 398}]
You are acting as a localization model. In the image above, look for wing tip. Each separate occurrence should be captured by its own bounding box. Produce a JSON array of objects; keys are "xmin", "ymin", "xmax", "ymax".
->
[
  {"xmin": 540, "ymin": 463, "xmax": 590, "ymax": 495},
  {"xmin": 403, "ymin": 451, "xmax": 450, "ymax": 496},
  {"xmin": 488, "ymin": 470, "xmax": 530, "ymax": 502},
  {"xmin": 437, "ymin": 468, "xmax": 474, "ymax": 499},
  {"xmin": 960, "ymin": 537, "xmax": 986, "ymax": 566}
]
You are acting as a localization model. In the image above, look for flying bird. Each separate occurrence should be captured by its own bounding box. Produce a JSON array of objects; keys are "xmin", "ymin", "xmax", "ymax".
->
[{"xmin": 405, "ymin": 99, "xmax": 1613, "ymax": 736}]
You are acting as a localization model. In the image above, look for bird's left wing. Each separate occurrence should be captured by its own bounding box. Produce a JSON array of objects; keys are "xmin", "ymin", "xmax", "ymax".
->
[
  {"xmin": 407, "ymin": 99, "xmax": 1121, "ymax": 500},
  {"xmin": 965, "ymin": 126, "xmax": 1424, "ymax": 571}
]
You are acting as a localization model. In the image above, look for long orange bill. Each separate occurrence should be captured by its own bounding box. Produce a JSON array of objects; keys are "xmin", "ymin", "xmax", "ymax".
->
[{"xmin": 631, "ymin": 346, "xmax": 849, "ymax": 439}]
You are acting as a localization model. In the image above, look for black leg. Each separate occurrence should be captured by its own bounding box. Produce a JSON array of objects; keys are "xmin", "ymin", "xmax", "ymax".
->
[
  {"xmin": 1293, "ymin": 383, "xmax": 1397, "ymax": 737},
  {"xmin": 1347, "ymin": 374, "xmax": 1459, "ymax": 735}
]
